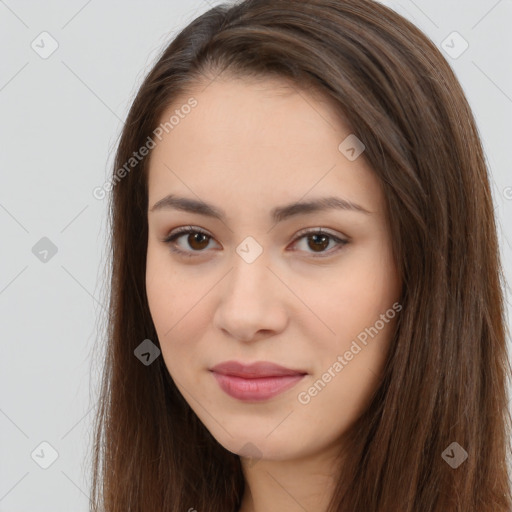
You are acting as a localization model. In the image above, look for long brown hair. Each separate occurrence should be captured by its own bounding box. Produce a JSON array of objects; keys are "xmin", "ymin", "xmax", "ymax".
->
[{"xmin": 89, "ymin": 0, "xmax": 512, "ymax": 510}]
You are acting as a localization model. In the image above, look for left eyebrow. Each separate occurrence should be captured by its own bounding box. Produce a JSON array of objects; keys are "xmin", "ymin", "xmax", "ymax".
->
[{"xmin": 148, "ymin": 194, "xmax": 372, "ymax": 222}]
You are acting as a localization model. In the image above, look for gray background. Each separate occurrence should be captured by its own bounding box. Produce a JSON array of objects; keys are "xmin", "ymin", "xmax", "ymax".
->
[{"xmin": 0, "ymin": 0, "xmax": 511, "ymax": 510}]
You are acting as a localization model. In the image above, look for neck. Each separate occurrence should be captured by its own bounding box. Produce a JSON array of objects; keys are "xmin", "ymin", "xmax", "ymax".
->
[{"xmin": 237, "ymin": 446, "xmax": 340, "ymax": 512}]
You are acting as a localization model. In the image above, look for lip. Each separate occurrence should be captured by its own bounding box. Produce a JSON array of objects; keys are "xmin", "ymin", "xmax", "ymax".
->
[
  {"xmin": 209, "ymin": 360, "xmax": 307, "ymax": 401},
  {"xmin": 210, "ymin": 360, "xmax": 307, "ymax": 378}
]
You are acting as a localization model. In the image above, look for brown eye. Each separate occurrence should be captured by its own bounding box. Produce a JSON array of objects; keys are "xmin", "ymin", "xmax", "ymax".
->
[
  {"xmin": 306, "ymin": 233, "xmax": 330, "ymax": 252},
  {"xmin": 186, "ymin": 232, "xmax": 210, "ymax": 250},
  {"xmin": 291, "ymin": 229, "xmax": 348, "ymax": 258},
  {"xmin": 163, "ymin": 227, "xmax": 216, "ymax": 256}
]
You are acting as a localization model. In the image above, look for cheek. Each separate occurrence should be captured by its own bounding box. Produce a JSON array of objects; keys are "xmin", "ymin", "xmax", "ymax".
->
[
  {"xmin": 302, "ymin": 245, "xmax": 399, "ymax": 408},
  {"xmin": 300, "ymin": 308, "xmax": 397, "ymax": 434},
  {"xmin": 310, "ymin": 250, "xmax": 399, "ymax": 346},
  {"xmin": 145, "ymin": 245, "xmax": 204, "ymax": 370},
  {"xmin": 305, "ymin": 348, "xmax": 387, "ymax": 434},
  {"xmin": 146, "ymin": 240, "xmax": 200, "ymax": 329}
]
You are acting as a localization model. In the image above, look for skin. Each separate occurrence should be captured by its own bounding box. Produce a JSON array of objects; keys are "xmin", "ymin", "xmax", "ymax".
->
[{"xmin": 145, "ymin": 73, "xmax": 402, "ymax": 512}]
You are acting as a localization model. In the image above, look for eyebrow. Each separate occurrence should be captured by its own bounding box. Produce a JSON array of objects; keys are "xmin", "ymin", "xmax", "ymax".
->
[{"xmin": 149, "ymin": 194, "xmax": 372, "ymax": 223}]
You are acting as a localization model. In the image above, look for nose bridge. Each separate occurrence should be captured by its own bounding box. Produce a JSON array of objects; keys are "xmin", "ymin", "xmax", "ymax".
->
[
  {"xmin": 212, "ymin": 241, "xmax": 287, "ymax": 340},
  {"xmin": 228, "ymin": 239, "xmax": 272, "ymax": 299}
]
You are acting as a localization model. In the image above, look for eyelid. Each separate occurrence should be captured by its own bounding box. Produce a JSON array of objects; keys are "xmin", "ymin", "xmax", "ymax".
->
[
  {"xmin": 165, "ymin": 225, "xmax": 210, "ymax": 239},
  {"xmin": 292, "ymin": 226, "xmax": 347, "ymax": 241}
]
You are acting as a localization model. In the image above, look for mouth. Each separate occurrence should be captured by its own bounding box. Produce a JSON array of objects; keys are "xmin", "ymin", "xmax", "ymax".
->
[{"xmin": 209, "ymin": 360, "xmax": 308, "ymax": 402}]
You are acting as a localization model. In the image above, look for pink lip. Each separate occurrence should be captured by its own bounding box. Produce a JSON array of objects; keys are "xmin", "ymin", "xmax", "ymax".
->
[{"xmin": 209, "ymin": 360, "xmax": 307, "ymax": 401}]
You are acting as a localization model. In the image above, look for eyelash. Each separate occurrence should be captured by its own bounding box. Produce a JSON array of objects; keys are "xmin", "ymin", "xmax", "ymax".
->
[{"xmin": 162, "ymin": 226, "xmax": 348, "ymax": 259}]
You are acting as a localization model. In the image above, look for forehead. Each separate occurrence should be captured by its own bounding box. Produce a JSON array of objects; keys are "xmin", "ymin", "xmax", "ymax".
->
[{"xmin": 147, "ymin": 75, "xmax": 382, "ymax": 214}]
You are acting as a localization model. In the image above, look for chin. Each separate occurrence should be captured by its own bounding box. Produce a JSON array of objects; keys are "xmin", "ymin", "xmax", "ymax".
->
[{"xmin": 210, "ymin": 427, "xmax": 302, "ymax": 462}]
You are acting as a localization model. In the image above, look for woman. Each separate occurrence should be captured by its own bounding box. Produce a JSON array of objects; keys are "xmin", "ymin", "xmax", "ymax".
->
[{"xmin": 90, "ymin": 0, "xmax": 512, "ymax": 510}]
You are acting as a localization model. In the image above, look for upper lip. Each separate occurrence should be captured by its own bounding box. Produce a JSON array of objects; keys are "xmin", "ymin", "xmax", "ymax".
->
[{"xmin": 210, "ymin": 360, "xmax": 307, "ymax": 378}]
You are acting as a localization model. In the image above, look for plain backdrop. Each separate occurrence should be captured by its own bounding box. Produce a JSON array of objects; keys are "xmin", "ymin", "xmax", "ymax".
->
[{"xmin": 0, "ymin": 0, "xmax": 511, "ymax": 510}]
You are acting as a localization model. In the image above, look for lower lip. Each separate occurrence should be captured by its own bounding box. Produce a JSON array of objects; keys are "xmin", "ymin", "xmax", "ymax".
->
[{"xmin": 211, "ymin": 372, "xmax": 306, "ymax": 401}]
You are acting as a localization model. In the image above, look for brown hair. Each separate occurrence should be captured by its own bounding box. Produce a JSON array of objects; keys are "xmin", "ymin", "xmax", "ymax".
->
[{"xmin": 90, "ymin": 0, "xmax": 512, "ymax": 510}]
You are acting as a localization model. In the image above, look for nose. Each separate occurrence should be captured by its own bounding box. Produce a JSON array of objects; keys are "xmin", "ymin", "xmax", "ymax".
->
[{"xmin": 212, "ymin": 254, "xmax": 288, "ymax": 343}]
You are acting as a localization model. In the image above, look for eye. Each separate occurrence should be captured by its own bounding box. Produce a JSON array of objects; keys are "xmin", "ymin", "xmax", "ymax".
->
[
  {"xmin": 162, "ymin": 226, "xmax": 348, "ymax": 258},
  {"xmin": 162, "ymin": 226, "xmax": 218, "ymax": 257},
  {"xmin": 290, "ymin": 227, "xmax": 348, "ymax": 258}
]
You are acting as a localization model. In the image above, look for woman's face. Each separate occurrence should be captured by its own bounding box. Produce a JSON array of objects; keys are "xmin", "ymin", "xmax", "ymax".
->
[{"xmin": 146, "ymin": 75, "xmax": 401, "ymax": 462}]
